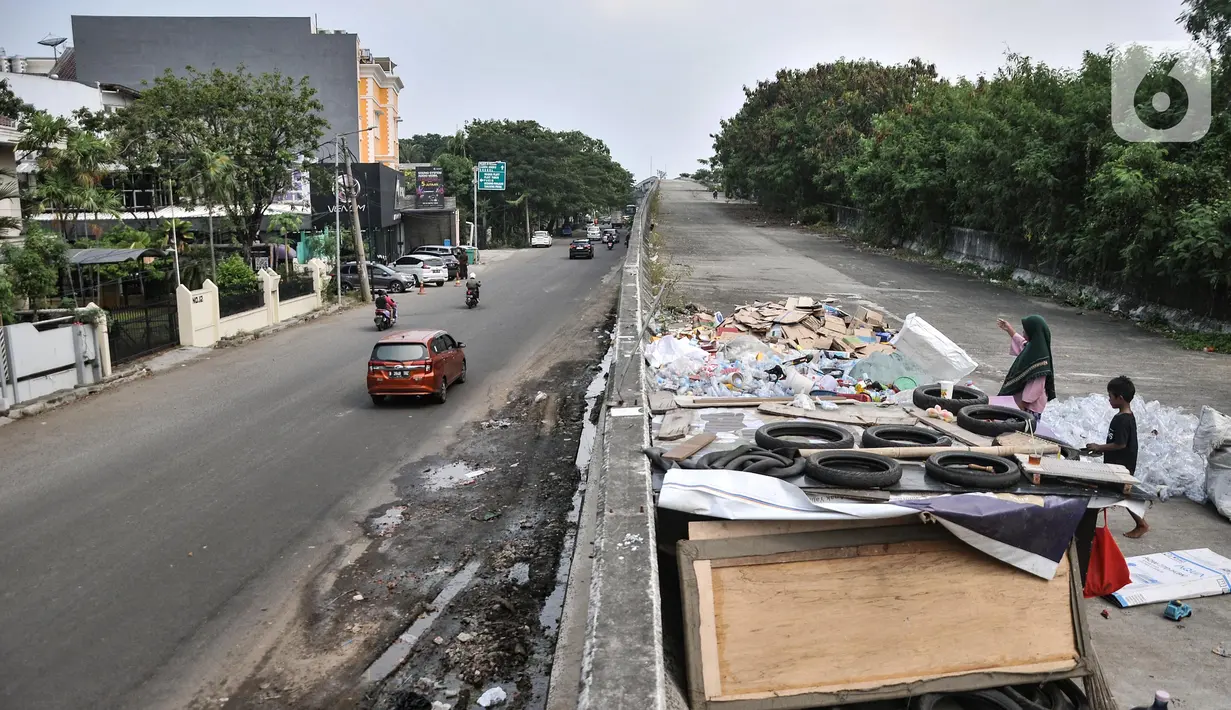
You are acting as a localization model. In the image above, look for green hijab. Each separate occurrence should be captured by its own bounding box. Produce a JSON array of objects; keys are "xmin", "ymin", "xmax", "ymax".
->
[{"xmin": 999, "ymin": 315, "xmax": 1055, "ymax": 400}]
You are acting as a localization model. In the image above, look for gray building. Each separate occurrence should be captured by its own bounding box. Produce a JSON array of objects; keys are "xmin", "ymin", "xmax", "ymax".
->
[{"xmin": 70, "ymin": 16, "xmax": 359, "ymax": 157}]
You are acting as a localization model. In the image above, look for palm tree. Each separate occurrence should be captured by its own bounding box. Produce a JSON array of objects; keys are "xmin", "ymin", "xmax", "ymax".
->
[
  {"xmin": 179, "ymin": 148, "xmax": 238, "ymax": 281},
  {"xmin": 0, "ymin": 167, "xmax": 20, "ymax": 236}
]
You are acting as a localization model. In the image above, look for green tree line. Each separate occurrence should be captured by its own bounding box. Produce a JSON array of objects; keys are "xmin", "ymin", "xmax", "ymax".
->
[
  {"xmin": 711, "ymin": 0, "xmax": 1231, "ymax": 316},
  {"xmin": 399, "ymin": 120, "xmax": 633, "ymax": 245}
]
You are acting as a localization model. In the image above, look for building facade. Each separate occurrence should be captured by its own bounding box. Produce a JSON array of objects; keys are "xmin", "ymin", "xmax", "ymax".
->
[{"xmin": 357, "ymin": 51, "xmax": 402, "ymax": 168}]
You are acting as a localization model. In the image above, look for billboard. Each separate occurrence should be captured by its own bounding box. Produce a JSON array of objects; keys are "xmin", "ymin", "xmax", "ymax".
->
[{"xmin": 415, "ymin": 166, "xmax": 445, "ymax": 209}]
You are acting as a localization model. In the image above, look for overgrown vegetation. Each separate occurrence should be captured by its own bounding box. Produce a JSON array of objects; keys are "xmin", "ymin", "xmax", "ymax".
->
[
  {"xmin": 0, "ymin": 229, "xmax": 68, "ymax": 317},
  {"xmin": 710, "ymin": 0, "xmax": 1231, "ymax": 318},
  {"xmin": 214, "ymin": 254, "xmax": 259, "ymax": 295}
]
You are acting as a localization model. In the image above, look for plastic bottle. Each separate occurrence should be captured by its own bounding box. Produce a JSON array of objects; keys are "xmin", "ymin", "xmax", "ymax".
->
[{"xmin": 1130, "ymin": 690, "xmax": 1170, "ymax": 710}]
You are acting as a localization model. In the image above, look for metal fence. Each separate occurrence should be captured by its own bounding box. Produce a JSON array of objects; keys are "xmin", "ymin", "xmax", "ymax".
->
[
  {"xmin": 218, "ymin": 289, "xmax": 264, "ymax": 318},
  {"xmin": 108, "ymin": 300, "xmax": 179, "ymax": 365},
  {"xmin": 279, "ymin": 277, "xmax": 315, "ymax": 301}
]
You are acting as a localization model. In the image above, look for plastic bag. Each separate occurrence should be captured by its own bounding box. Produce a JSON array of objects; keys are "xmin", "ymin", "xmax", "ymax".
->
[
  {"xmin": 1194, "ymin": 406, "xmax": 1231, "ymax": 521},
  {"xmin": 1084, "ymin": 511, "xmax": 1132, "ymax": 598},
  {"xmin": 645, "ymin": 336, "xmax": 708, "ymax": 369},
  {"xmin": 721, "ymin": 335, "xmax": 776, "ymax": 361},
  {"xmin": 889, "ymin": 313, "xmax": 978, "ymax": 383},
  {"xmin": 791, "ymin": 393, "xmax": 816, "ymax": 410}
]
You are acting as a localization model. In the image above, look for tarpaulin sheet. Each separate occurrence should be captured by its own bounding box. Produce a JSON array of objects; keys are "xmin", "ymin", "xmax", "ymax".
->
[{"xmin": 659, "ymin": 469, "xmax": 1088, "ymax": 579}]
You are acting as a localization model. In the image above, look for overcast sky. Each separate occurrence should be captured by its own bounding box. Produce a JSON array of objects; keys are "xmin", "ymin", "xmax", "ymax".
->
[{"xmin": 2, "ymin": 0, "xmax": 1193, "ymax": 180}]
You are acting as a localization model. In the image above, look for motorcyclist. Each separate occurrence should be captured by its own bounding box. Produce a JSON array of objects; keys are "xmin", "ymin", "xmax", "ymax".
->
[
  {"xmin": 374, "ymin": 289, "xmax": 397, "ymax": 321},
  {"xmin": 465, "ymin": 270, "xmax": 481, "ymax": 303},
  {"xmin": 713, "ymin": 190, "xmax": 718, "ymax": 199}
]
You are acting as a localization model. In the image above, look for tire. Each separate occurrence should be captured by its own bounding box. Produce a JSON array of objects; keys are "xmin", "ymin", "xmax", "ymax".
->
[
  {"xmin": 861, "ymin": 425, "xmax": 952, "ymax": 449},
  {"xmin": 805, "ymin": 451, "xmax": 902, "ymax": 489},
  {"xmin": 457, "ymin": 359, "xmax": 467, "ymax": 383},
  {"xmin": 755, "ymin": 422, "xmax": 854, "ymax": 451},
  {"xmin": 924, "ymin": 451, "xmax": 1021, "ymax": 489},
  {"xmin": 370, "ymin": 394, "xmax": 385, "ymax": 406},
  {"xmin": 957, "ymin": 405, "xmax": 1034, "ymax": 437},
  {"xmin": 912, "ymin": 384, "xmax": 989, "ymax": 414},
  {"xmin": 434, "ymin": 377, "xmax": 448, "ymax": 404},
  {"xmin": 695, "ymin": 445, "xmax": 805, "ymax": 479},
  {"xmin": 341, "ymin": 282, "xmax": 354, "ymax": 292}
]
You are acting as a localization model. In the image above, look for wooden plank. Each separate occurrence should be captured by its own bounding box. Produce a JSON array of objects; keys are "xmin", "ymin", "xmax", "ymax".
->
[
  {"xmin": 705, "ymin": 541, "xmax": 1078, "ymax": 702},
  {"xmin": 658, "ymin": 410, "xmax": 694, "ymax": 441},
  {"xmin": 648, "ymin": 390, "xmax": 677, "ymax": 414},
  {"xmin": 675, "ymin": 396, "xmax": 852, "ymax": 409},
  {"xmin": 1015, "ymin": 455, "xmax": 1139, "ymax": 494},
  {"xmin": 694, "ymin": 560, "xmax": 723, "ymax": 699},
  {"xmin": 800, "ymin": 443, "xmax": 1060, "ymax": 459},
  {"xmin": 759, "ymin": 402, "xmax": 914, "ymax": 427},
  {"xmin": 663, "ymin": 433, "xmax": 717, "ymax": 461},
  {"xmin": 905, "ymin": 406, "xmax": 996, "ymax": 447},
  {"xmin": 688, "ymin": 517, "xmax": 919, "ymax": 541}
]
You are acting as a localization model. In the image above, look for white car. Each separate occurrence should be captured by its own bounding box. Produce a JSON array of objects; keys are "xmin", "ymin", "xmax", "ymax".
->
[
  {"xmin": 586, "ymin": 226, "xmax": 601, "ymax": 240},
  {"xmin": 391, "ymin": 254, "xmax": 449, "ymax": 286},
  {"xmin": 531, "ymin": 230, "xmax": 552, "ymax": 248}
]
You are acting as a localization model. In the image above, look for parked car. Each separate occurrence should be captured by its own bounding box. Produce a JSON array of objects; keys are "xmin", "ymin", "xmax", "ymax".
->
[
  {"xmin": 569, "ymin": 238, "xmax": 594, "ymax": 259},
  {"xmin": 391, "ymin": 254, "xmax": 448, "ymax": 286},
  {"xmin": 367, "ymin": 329, "xmax": 466, "ymax": 405},
  {"xmin": 338, "ymin": 261, "xmax": 415, "ymax": 293},
  {"xmin": 530, "ymin": 230, "xmax": 552, "ymax": 248},
  {"xmin": 411, "ymin": 245, "xmax": 462, "ymax": 279}
]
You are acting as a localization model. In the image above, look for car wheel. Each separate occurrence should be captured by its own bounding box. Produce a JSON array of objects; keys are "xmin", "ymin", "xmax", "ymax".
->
[
  {"xmin": 371, "ymin": 394, "xmax": 385, "ymax": 406},
  {"xmin": 434, "ymin": 377, "xmax": 448, "ymax": 404},
  {"xmin": 391, "ymin": 280, "xmax": 406, "ymax": 293},
  {"xmin": 342, "ymin": 282, "xmax": 354, "ymax": 292}
]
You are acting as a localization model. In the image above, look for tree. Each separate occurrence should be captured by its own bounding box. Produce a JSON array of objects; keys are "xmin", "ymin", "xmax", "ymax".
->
[
  {"xmin": 1, "ymin": 229, "xmax": 67, "ymax": 318},
  {"xmin": 398, "ymin": 133, "xmax": 449, "ymax": 163},
  {"xmin": 18, "ymin": 110, "xmax": 121, "ymax": 238},
  {"xmin": 112, "ymin": 66, "xmax": 327, "ymax": 250},
  {"xmin": 1181, "ymin": 0, "xmax": 1231, "ymax": 53},
  {"xmin": 0, "ymin": 167, "xmax": 20, "ymax": 234}
]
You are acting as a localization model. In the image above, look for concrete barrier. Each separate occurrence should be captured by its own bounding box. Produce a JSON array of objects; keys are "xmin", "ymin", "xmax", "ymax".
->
[
  {"xmin": 176, "ymin": 259, "xmax": 327, "ymax": 348},
  {"xmin": 0, "ymin": 305, "xmax": 108, "ymax": 411}
]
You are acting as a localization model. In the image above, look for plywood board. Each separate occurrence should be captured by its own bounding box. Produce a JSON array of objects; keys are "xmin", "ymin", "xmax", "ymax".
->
[
  {"xmin": 649, "ymin": 390, "xmax": 677, "ymax": 414},
  {"xmin": 658, "ymin": 410, "xmax": 695, "ymax": 441},
  {"xmin": 759, "ymin": 402, "xmax": 914, "ymax": 427},
  {"xmin": 679, "ymin": 527, "xmax": 1088, "ymax": 709},
  {"xmin": 663, "ymin": 433, "xmax": 718, "ymax": 461},
  {"xmin": 1014, "ymin": 455, "xmax": 1139, "ymax": 493},
  {"xmin": 688, "ymin": 517, "xmax": 919, "ymax": 541}
]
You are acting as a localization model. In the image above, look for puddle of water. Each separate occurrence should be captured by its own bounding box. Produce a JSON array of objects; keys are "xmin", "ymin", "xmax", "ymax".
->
[
  {"xmin": 371, "ymin": 506, "xmax": 408, "ymax": 537},
  {"xmin": 422, "ymin": 462, "xmax": 492, "ymax": 491},
  {"xmin": 363, "ymin": 559, "xmax": 482, "ymax": 683}
]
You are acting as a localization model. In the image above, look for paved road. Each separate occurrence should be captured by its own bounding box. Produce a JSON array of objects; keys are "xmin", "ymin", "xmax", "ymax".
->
[
  {"xmin": 656, "ymin": 180, "xmax": 1231, "ymax": 709},
  {"xmin": 0, "ymin": 241, "xmax": 622, "ymax": 709}
]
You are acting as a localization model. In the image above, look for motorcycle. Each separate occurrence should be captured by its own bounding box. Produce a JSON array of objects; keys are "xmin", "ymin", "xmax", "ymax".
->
[
  {"xmin": 605, "ymin": 237, "xmax": 615, "ymax": 251},
  {"xmin": 465, "ymin": 287, "xmax": 479, "ymax": 309},
  {"xmin": 374, "ymin": 307, "xmax": 395, "ymax": 331}
]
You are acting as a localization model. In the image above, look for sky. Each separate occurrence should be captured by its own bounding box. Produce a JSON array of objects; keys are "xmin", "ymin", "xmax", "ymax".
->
[{"xmin": 1, "ymin": 0, "xmax": 1194, "ymax": 180}]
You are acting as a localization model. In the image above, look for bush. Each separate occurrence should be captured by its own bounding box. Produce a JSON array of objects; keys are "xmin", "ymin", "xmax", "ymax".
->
[{"xmin": 214, "ymin": 254, "xmax": 258, "ymax": 294}]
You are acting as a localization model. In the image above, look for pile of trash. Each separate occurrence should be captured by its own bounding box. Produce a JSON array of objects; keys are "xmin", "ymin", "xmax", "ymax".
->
[
  {"xmin": 1045, "ymin": 394, "xmax": 1208, "ymax": 502},
  {"xmin": 645, "ymin": 297, "xmax": 977, "ymax": 402}
]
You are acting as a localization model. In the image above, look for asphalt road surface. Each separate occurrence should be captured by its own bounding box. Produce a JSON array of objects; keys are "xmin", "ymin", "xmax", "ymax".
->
[
  {"xmin": 656, "ymin": 180, "xmax": 1231, "ymax": 709},
  {"xmin": 0, "ymin": 240, "xmax": 622, "ymax": 709}
]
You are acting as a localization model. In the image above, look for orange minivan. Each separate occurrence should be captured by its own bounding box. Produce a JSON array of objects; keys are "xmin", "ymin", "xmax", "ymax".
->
[{"xmin": 367, "ymin": 329, "xmax": 467, "ymax": 405}]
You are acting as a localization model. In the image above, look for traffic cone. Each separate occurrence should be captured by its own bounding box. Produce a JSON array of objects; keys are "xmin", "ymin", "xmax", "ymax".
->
[
  {"xmin": 418, "ymin": 278, "xmax": 426, "ymax": 295},
  {"xmin": 454, "ymin": 273, "xmax": 460, "ymax": 286}
]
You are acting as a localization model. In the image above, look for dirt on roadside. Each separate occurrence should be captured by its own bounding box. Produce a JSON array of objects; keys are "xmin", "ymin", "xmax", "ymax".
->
[{"xmin": 213, "ymin": 307, "xmax": 616, "ymax": 710}]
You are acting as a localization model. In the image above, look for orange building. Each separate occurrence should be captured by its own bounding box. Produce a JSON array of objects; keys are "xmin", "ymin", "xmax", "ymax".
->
[{"xmin": 356, "ymin": 47, "xmax": 402, "ymax": 168}]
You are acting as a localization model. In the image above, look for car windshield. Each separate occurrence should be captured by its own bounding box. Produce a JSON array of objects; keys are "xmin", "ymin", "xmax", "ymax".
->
[
  {"xmin": 422, "ymin": 257, "xmax": 444, "ymax": 266},
  {"xmin": 371, "ymin": 342, "xmax": 429, "ymax": 361}
]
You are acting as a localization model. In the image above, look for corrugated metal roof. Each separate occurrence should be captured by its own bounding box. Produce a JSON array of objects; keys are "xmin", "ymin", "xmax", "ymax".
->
[{"xmin": 67, "ymin": 248, "xmax": 165, "ymax": 265}]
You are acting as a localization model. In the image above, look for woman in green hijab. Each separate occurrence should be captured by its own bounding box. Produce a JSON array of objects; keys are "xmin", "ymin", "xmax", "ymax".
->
[{"xmin": 997, "ymin": 315, "xmax": 1055, "ymax": 420}]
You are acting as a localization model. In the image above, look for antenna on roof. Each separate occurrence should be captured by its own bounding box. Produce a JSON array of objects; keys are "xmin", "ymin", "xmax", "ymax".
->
[{"xmin": 38, "ymin": 34, "xmax": 68, "ymax": 60}]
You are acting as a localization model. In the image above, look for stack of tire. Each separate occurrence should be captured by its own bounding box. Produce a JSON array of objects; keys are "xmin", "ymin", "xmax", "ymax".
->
[{"xmin": 912, "ymin": 383, "xmax": 1035, "ymax": 437}]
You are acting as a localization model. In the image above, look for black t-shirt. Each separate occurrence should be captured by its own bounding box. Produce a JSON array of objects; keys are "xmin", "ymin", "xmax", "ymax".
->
[{"xmin": 1103, "ymin": 412, "xmax": 1138, "ymax": 473}]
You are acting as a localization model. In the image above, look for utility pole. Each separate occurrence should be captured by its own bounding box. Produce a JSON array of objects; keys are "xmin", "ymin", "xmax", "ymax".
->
[
  {"xmin": 524, "ymin": 194, "xmax": 531, "ymax": 247},
  {"xmin": 342, "ymin": 136, "xmax": 372, "ymax": 302},
  {"xmin": 207, "ymin": 206, "xmax": 216, "ymax": 282},
  {"xmin": 471, "ymin": 165, "xmax": 478, "ymax": 248},
  {"xmin": 168, "ymin": 178, "xmax": 181, "ymax": 287},
  {"xmin": 334, "ymin": 133, "xmax": 342, "ymax": 302}
]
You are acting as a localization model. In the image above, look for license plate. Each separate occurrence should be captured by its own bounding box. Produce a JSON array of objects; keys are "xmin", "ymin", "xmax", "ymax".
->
[{"xmin": 390, "ymin": 371, "xmax": 408, "ymax": 378}]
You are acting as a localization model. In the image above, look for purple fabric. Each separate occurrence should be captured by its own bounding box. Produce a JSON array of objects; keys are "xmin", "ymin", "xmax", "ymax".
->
[{"xmin": 896, "ymin": 494, "xmax": 1089, "ymax": 565}]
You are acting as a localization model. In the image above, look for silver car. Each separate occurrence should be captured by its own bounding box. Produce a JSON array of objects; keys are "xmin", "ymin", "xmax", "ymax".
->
[
  {"xmin": 337, "ymin": 261, "xmax": 415, "ymax": 293},
  {"xmin": 391, "ymin": 254, "xmax": 449, "ymax": 286}
]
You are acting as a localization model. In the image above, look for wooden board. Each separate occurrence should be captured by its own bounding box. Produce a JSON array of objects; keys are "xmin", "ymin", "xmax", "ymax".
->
[
  {"xmin": 675, "ymin": 396, "xmax": 852, "ymax": 409},
  {"xmin": 678, "ymin": 527, "xmax": 1089, "ymax": 710},
  {"xmin": 1014, "ymin": 455, "xmax": 1139, "ymax": 494},
  {"xmin": 658, "ymin": 410, "xmax": 694, "ymax": 441},
  {"xmin": 649, "ymin": 390, "xmax": 677, "ymax": 414},
  {"xmin": 904, "ymin": 406, "xmax": 996, "ymax": 447},
  {"xmin": 688, "ymin": 517, "xmax": 919, "ymax": 541},
  {"xmin": 759, "ymin": 402, "xmax": 914, "ymax": 427},
  {"xmin": 663, "ymin": 433, "xmax": 718, "ymax": 462}
]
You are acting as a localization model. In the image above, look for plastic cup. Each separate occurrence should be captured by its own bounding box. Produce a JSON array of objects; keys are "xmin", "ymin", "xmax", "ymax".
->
[
  {"xmin": 1028, "ymin": 454, "xmax": 1042, "ymax": 465},
  {"xmin": 938, "ymin": 380, "xmax": 955, "ymax": 399}
]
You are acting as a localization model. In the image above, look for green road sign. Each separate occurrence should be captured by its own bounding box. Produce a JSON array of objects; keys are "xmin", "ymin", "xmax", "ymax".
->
[{"xmin": 477, "ymin": 161, "xmax": 506, "ymax": 191}]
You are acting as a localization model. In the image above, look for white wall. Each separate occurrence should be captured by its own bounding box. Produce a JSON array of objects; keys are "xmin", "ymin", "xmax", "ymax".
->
[
  {"xmin": 2, "ymin": 73, "xmax": 107, "ymax": 119},
  {"xmin": 0, "ymin": 313, "xmax": 107, "ymax": 409},
  {"xmin": 175, "ymin": 260, "xmax": 327, "ymax": 348}
]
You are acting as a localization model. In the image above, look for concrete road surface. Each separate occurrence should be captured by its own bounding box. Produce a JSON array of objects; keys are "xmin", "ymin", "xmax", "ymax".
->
[
  {"xmin": 656, "ymin": 180, "xmax": 1231, "ymax": 709},
  {"xmin": 0, "ymin": 241, "xmax": 621, "ymax": 709}
]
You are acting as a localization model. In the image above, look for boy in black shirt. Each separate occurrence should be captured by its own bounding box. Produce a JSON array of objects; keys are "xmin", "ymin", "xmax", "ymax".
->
[{"xmin": 1085, "ymin": 376, "xmax": 1146, "ymax": 537}]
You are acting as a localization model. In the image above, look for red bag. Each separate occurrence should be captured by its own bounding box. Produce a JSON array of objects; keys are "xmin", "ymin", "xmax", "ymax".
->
[{"xmin": 1084, "ymin": 510, "xmax": 1132, "ymax": 598}]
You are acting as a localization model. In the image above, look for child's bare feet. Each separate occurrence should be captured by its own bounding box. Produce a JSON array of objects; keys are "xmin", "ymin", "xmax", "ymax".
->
[{"xmin": 1124, "ymin": 519, "xmax": 1150, "ymax": 539}]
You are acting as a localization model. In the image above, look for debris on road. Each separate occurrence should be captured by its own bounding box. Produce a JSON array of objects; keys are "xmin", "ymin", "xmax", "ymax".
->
[
  {"xmin": 456, "ymin": 632, "xmax": 475, "ymax": 642},
  {"xmin": 481, "ymin": 419, "xmax": 513, "ymax": 430},
  {"xmin": 353, "ymin": 593, "xmax": 365, "ymax": 602},
  {"xmin": 477, "ymin": 686, "xmax": 507, "ymax": 707}
]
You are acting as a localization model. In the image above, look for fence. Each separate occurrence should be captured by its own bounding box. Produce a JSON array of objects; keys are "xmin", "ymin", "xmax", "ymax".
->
[
  {"xmin": 176, "ymin": 259, "xmax": 326, "ymax": 348},
  {"xmin": 0, "ymin": 308, "xmax": 110, "ymax": 411},
  {"xmin": 108, "ymin": 299, "xmax": 179, "ymax": 365},
  {"xmin": 279, "ymin": 276, "xmax": 315, "ymax": 301}
]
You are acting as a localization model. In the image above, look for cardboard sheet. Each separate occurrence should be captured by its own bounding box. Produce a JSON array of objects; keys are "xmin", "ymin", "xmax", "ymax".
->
[{"xmin": 1110, "ymin": 548, "xmax": 1231, "ymax": 607}]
